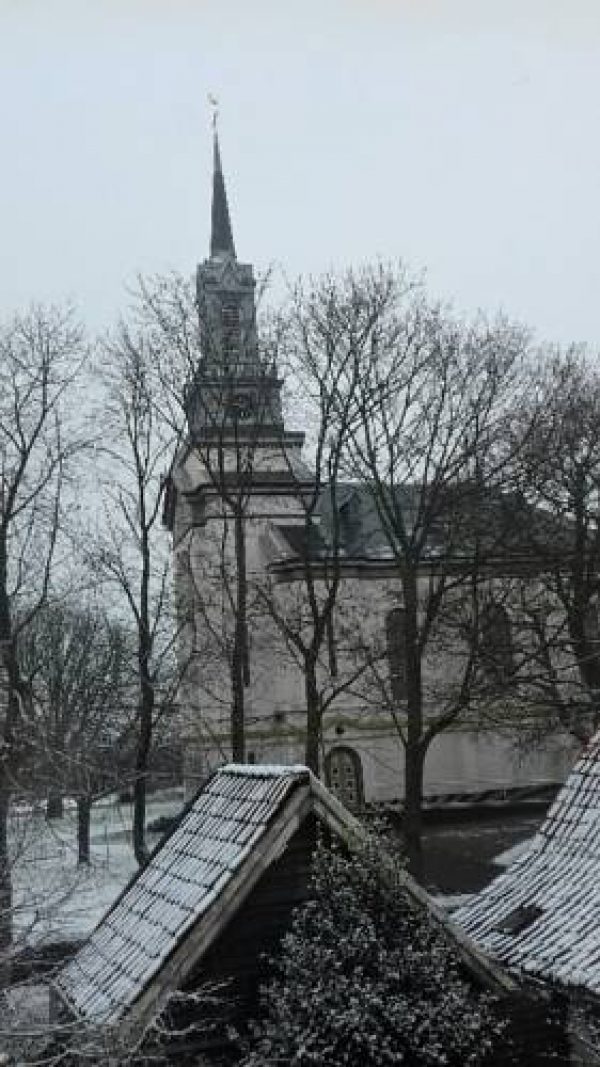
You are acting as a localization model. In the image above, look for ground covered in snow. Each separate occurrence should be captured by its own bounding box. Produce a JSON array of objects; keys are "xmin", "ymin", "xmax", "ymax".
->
[{"xmin": 9, "ymin": 790, "xmax": 184, "ymax": 949}]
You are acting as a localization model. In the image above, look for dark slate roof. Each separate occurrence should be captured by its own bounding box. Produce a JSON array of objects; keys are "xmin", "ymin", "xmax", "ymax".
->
[
  {"xmin": 454, "ymin": 733, "xmax": 600, "ymax": 995},
  {"xmin": 274, "ymin": 522, "xmax": 329, "ymax": 559},
  {"xmin": 271, "ymin": 482, "xmax": 556, "ymax": 566},
  {"xmin": 54, "ymin": 765, "xmax": 308, "ymax": 1025},
  {"xmin": 318, "ymin": 483, "xmax": 417, "ymax": 558},
  {"xmin": 269, "ymin": 482, "xmax": 550, "ymax": 567}
]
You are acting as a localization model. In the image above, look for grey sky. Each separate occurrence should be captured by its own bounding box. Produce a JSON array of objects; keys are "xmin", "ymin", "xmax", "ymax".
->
[{"xmin": 2, "ymin": 0, "xmax": 600, "ymax": 344}]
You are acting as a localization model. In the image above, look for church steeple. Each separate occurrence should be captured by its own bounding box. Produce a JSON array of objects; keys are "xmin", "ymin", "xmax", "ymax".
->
[
  {"xmin": 210, "ymin": 131, "xmax": 236, "ymax": 260},
  {"xmin": 190, "ymin": 122, "xmax": 286, "ymax": 441}
]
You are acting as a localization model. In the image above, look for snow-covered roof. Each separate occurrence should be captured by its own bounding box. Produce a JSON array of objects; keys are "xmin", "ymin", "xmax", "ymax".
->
[
  {"xmin": 53, "ymin": 764, "xmax": 312, "ymax": 1026},
  {"xmin": 454, "ymin": 732, "xmax": 600, "ymax": 995},
  {"xmin": 54, "ymin": 761, "xmax": 513, "ymax": 1041}
]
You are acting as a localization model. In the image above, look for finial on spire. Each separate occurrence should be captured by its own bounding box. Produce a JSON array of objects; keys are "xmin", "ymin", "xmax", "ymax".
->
[
  {"xmin": 207, "ymin": 95, "xmax": 236, "ymax": 260},
  {"xmin": 208, "ymin": 93, "xmax": 219, "ymax": 131}
]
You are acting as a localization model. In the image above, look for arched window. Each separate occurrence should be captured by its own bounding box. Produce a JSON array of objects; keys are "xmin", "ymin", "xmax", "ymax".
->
[
  {"xmin": 325, "ymin": 747, "xmax": 364, "ymax": 811},
  {"xmin": 386, "ymin": 607, "xmax": 407, "ymax": 702},
  {"xmin": 480, "ymin": 602, "xmax": 514, "ymax": 684}
]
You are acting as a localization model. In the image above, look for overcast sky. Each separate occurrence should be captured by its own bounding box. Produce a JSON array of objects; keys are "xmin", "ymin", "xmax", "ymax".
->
[{"xmin": 2, "ymin": 0, "xmax": 600, "ymax": 345}]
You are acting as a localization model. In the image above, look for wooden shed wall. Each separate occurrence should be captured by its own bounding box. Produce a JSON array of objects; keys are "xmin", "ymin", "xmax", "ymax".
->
[
  {"xmin": 195, "ymin": 812, "xmax": 317, "ymax": 1004},
  {"xmin": 160, "ymin": 813, "xmax": 318, "ymax": 1062}
]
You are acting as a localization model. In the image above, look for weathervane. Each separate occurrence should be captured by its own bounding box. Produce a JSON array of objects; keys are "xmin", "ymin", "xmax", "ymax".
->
[{"xmin": 208, "ymin": 93, "xmax": 219, "ymax": 131}]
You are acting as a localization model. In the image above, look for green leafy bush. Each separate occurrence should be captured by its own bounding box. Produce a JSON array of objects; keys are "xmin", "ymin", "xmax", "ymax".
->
[{"xmin": 240, "ymin": 839, "xmax": 510, "ymax": 1067}]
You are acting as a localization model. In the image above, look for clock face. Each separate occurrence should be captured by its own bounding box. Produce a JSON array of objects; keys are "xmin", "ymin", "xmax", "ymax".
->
[{"xmin": 226, "ymin": 392, "xmax": 254, "ymax": 420}]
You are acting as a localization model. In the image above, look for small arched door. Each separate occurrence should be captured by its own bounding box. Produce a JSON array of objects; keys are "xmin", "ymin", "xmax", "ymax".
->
[{"xmin": 325, "ymin": 746, "xmax": 364, "ymax": 811}]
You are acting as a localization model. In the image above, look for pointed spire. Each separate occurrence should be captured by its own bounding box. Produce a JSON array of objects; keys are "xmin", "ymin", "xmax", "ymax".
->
[{"xmin": 210, "ymin": 129, "xmax": 236, "ymax": 260}]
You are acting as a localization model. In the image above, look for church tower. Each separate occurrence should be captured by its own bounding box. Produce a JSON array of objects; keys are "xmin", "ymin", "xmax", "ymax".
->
[{"xmin": 168, "ymin": 127, "xmax": 311, "ymax": 789}]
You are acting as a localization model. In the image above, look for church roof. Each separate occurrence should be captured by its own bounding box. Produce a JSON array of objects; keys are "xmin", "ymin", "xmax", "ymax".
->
[
  {"xmin": 454, "ymin": 731, "xmax": 600, "ymax": 996},
  {"xmin": 53, "ymin": 764, "xmax": 511, "ymax": 1036},
  {"xmin": 272, "ymin": 522, "xmax": 330, "ymax": 559},
  {"xmin": 269, "ymin": 482, "xmax": 568, "ymax": 571}
]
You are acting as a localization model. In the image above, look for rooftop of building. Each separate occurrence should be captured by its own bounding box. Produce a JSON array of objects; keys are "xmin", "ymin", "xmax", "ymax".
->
[{"xmin": 454, "ymin": 729, "xmax": 600, "ymax": 996}]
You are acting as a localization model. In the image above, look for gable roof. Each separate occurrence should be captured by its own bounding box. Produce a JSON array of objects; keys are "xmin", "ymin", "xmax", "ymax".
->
[
  {"xmin": 454, "ymin": 732, "xmax": 600, "ymax": 996},
  {"xmin": 53, "ymin": 765, "xmax": 310, "ymax": 1027},
  {"xmin": 53, "ymin": 764, "xmax": 514, "ymax": 1040}
]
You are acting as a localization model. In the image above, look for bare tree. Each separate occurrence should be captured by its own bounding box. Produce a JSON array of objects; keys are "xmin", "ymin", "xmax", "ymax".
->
[
  {"xmin": 121, "ymin": 266, "xmax": 535, "ymax": 864},
  {"xmin": 283, "ymin": 267, "xmax": 530, "ymax": 866},
  {"xmin": 17, "ymin": 600, "xmax": 132, "ymax": 863},
  {"xmin": 139, "ymin": 267, "xmax": 379, "ymax": 775},
  {"xmin": 92, "ymin": 325, "xmax": 184, "ymax": 867},
  {"xmin": 501, "ymin": 348, "xmax": 600, "ymax": 745},
  {"xmin": 0, "ymin": 304, "xmax": 85, "ymax": 956},
  {"xmin": 242, "ymin": 268, "xmax": 413, "ymax": 773}
]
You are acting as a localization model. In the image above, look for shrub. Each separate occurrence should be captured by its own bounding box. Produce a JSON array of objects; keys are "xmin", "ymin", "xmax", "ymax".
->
[{"xmin": 240, "ymin": 838, "xmax": 510, "ymax": 1067}]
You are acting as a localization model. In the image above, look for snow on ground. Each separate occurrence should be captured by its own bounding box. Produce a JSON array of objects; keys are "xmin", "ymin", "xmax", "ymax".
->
[
  {"xmin": 492, "ymin": 836, "xmax": 534, "ymax": 868},
  {"xmin": 9, "ymin": 790, "xmax": 184, "ymax": 947}
]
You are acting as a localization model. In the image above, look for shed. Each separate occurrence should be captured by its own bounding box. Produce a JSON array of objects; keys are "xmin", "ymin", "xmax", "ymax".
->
[{"xmin": 52, "ymin": 764, "xmax": 530, "ymax": 1061}]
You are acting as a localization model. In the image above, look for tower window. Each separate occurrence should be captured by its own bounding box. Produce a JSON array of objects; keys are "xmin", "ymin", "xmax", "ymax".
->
[
  {"xmin": 221, "ymin": 301, "xmax": 241, "ymax": 368},
  {"xmin": 325, "ymin": 747, "xmax": 364, "ymax": 811}
]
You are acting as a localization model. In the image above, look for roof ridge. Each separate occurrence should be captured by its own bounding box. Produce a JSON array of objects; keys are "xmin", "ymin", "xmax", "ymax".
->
[{"xmin": 221, "ymin": 763, "xmax": 310, "ymax": 778}]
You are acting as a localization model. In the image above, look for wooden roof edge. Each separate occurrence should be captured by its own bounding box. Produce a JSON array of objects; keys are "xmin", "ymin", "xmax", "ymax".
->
[
  {"xmin": 420, "ymin": 891, "xmax": 519, "ymax": 996},
  {"xmin": 49, "ymin": 974, "xmax": 84, "ymax": 1027},
  {"xmin": 308, "ymin": 771, "xmax": 370, "ymax": 845},
  {"xmin": 118, "ymin": 780, "xmax": 315, "ymax": 1043}
]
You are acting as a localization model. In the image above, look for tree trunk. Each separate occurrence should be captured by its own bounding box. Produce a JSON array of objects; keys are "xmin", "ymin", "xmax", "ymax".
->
[
  {"xmin": 133, "ymin": 512, "xmax": 155, "ymax": 868},
  {"xmin": 403, "ymin": 568, "xmax": 425, "ymax": 877},
  {"xmin": 133, "ymin": 675, "xmax": 154, "ymax": 868},
  {"xmin": 304, "ymin": 661, "xmax": 321, "ymax": 775},
  {"xmin": 46, "ymin": 788, "xmax": 64, "ymax": 820},
  {"xmin": 133, "ymin": 768, "xmax": 149, "ymax": 868},
  {"xmin": 231, "ymin": 659, "xmax": 246, "ymax": 762},
  {"xmin": 404, "ymin": 742, "xmax": 425, "ymax": 880},
  {"xmin": 77, "ymin": 797, "xmax": 92, "ymax": 865},
  {"xmin": 231, "ymin": 508, "xmax": 247, "ymax": 762},
  {"xmin": 567, "ymin": 480, "xmax": 600, "ymax": 712},
  {"xmin": 0, "ymin": 784, "xmax": 12, "ymax": 973},
  {"xmin": 0, "ymin": 621, "xmax": 29, "ymax": 968}
]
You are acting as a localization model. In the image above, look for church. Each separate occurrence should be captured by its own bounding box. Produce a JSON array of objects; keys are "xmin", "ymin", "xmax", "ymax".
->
[{"xmin": 163, "ymin": 130, "xmax": 578, "ymax": 810}]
